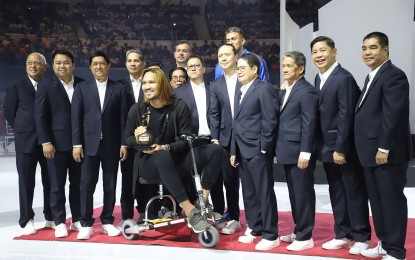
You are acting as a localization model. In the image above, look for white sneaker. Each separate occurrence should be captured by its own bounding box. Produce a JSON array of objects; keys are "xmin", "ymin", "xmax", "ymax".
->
[
  {"xmin": 222, "ymin": 220, "xmax": 241, "ymax": 235},
  {"xmin": 101, "ymin": 224, "xmax": 121, "ymax": 237},
  {"xmin": 361, "ymin": 242, "xmax": 386, "ymax": 258},
  {"xmin": 77, "ymin": 227, "xmax": 93, "ymax": 240},
  {"xmin": 349, "ymin": 240, "xmax": 371, "ymax": 255},
  {"xmin": 55, "ymin": 223, "xmax": 68, "ymax": 238},
  {"xmin": 69, "ymin": 221, "xmax": 82, "ymax": 231},
  {"xmin": 287, "ymin": 239, "xmax": 314, "ymax": 251},
  {"xmin": 44, "ymin": 220, "xmax": 55, "ymax": 229},
  {"xmin": 322, "ymin": 238, "xmax": 354, "ymax": 250},
  {"xmin": 238, "ymin": 227, "xmax": 259, "ymax": 243},
  {"xmin": 238, "ymin": 233, "xmax": 258, "ymax": 243},
  {"xmin": 244, "ymin": 227, "xmax": 252, "ymax": 236},
  {"xmin": 280, "ymin": 233, "xmax": 296, "ymax": 243},
  {"xmin": 255, "ymin": 238, "xmax": 280, "ymax": 251},
  {"xmin": 22, "ymin": 219, "xmax": 37, "ymax": 235}
]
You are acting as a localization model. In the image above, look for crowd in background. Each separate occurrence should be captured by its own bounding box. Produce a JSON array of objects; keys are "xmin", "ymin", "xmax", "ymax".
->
[{"xmin": 0, "ymin": 0, "xmax": 332, "ymax": 71}]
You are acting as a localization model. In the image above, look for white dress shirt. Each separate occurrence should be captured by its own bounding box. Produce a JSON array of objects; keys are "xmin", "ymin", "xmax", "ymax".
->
[
  {"xmin": 96, "ymin": 79, "xmax": 107, "ymax": 111},
  {"xmin": 239, "ymin": 77, "xmax": 256, "ymax": 103},
  {"xmin": 130, "ymin": 76, "xmax": 142, "ymax": 103},
  {"xmin": 359, "ymin": 59, "xmax": 388, "ymax": 107},
  {"xmin": 225, "ymin": 73, "xmax": 237, "ymax": 118},
  {"xmin": 190, "ymin": 81, "xmax": 211, "ymax": 136},
  {"xmin": 59, "ymin": 76, "xmax": 75, "ymax": 103},
  {"xmin": 28, "ymin": 76, "xmax": 38, "ymax": 91},
  {"xmin": 318, "ymin": 61, "xmax": 338, "ymax": 89}
]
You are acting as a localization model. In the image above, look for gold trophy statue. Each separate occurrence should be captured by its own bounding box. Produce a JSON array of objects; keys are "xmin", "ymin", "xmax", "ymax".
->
[{"xmin": 136, "ymin": 106, "xmax": 154, "ymax": 147}]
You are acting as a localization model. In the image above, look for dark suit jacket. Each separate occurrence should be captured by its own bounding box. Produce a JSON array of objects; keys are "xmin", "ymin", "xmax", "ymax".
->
[
  {"xmin": 4, "ymin": 76, "xmax": 39, "ymax": 153},
  {"xmin": 210, "ymin": 75, "xmax": 241, "ymax": 147},
  {"xmin": 35, "ymin": 75, "xmax": 84, "ymax": 152},
  {"xmin": 355, "ymin": 60, "xmax": 412, "ymax": 167},
  {"xmin": 314, "ymin": 64, "xmax": 361, "ymax": 162},
  {"xmin": 162, "ymin": 63, "xmax": 177, "ymax": 82},
  {"xmin": 173, "ymin": 82, "xmax": 210, "ymax": 135},
  {"xmin": 231, "ymin": 78, "xmax": 279, "ymax": 159},
  {"xmin": 276, "ymin": 77, "xmax": 318, "ymax": 164},
  {"xmin": 71, "ymin": 78, "xmax": 128, "ymax": 156},
  {"xmin": 118, "ymin": 78, "xmax": 144, "ymax": 109}
]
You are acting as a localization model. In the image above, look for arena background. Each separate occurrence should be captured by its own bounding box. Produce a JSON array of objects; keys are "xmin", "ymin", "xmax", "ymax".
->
[{"xmin": 0, "ymin": 0, "xmax": 414, "ymax": 185}]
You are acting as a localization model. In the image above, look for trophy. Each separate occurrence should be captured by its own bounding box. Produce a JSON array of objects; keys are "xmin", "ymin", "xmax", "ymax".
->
[{"xmin": 136, "ymin": 106, "xmax": 154, "ymax": 147}]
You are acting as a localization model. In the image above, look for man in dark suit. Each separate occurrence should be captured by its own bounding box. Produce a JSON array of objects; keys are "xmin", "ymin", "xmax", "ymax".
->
[
  {"xmin": 174, "ymin": 55, "xmax": 211, "ymax": 136},
  {"xmin": 163, "ymin": 40, "xmax": 192, "ymax": 81},
  {"xmin": 71, "ymin": 51, "xmax": 128, "ymax": 240},
  {"xmin": 310, "ymin": 36, "xmax": 371, "ymax": 254},
  {"xmin": 356, "ymin": 32, "xmax": 411, "ymax": 260},
  {"xmin": 4, "ymin": 52, "xmax": 53, "ymax": 235},
  {"xmin": 117, "ymin": 49, "xmax": 158, "ymax": 225},
  {"xmin": 230, "ymin": 53, "xmax": 279, "ymax": 251},
  {"xmin": 35, "ymin": 50, "xmax": 84, "ymax": 238},
  {"xmin": 173, "ymin": 55, "xmax": 223, "ymax": 221},
  {"xmin": 276, "ymin": 51, "xmax": 318, "ymax": 252},
  {"xmin": 210, "ymin": 44, "xmax": 241, "ymax": 234}
]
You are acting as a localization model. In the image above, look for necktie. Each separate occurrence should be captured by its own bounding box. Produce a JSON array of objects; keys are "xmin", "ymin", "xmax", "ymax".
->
[{"xmin": 358, "ymin": 74, "xmax": 371, "ymax": 107}]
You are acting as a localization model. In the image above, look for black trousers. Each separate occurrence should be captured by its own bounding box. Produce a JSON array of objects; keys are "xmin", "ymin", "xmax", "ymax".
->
[
  {"xmin": 283, "ymin": 157, "xmax": 316, "ymax": 241},
  {"xmin": 239, "ymin": 153, "xmax": 278, "ymax": 240},
  {"xmin": 16, "ymin": 146, "xmax": 52, "ymax": 227},
  {"xmin": 120, "ymin": 148, "xmax": 158, "ymax": 220},
  {"xmin": 80, "ymin": 142, "xmax": 119, "ymax": 227},
  {"xmin": 210, "ymin": 144, "xmax": 240, "ymax": 220},
  {"xmin": 323, "ymin": 160, "xmax": 371, "ymax": 242},
  {"xmin": 47, "ymin": 150, "xmax": 81, "ymax": 224},
  {"xmin": 363, "ymin": 163, "xmax": 408, "ymax": 259},
  {"xmin": 138, "ymin": 144, "xmax": 222, "ymax": 204}
]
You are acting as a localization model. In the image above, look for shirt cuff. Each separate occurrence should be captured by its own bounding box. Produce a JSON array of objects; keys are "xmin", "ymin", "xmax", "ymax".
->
[
  {"xmin": 73, "ymin": 145, "xmax": 82, "ymax": 148},
  {"xmin": 378, "ymin": 148, "xmax": 389, "ymax": 153},
  {"xmin": 299, "ymin": 152, "xmax": 311, "ymax": 160},
  {"xmin": 261, "ymin": 150, "xmax": 266, "ymax": 154},
  {"xmin": 42, "ymin": 142, "xmax": 51, "ymax": 146}
]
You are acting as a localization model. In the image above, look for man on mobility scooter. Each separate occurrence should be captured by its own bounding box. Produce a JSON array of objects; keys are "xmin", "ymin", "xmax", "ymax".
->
[{"xmin": 124, "ymin": 67, "xmax": 223, "ymax": 246}]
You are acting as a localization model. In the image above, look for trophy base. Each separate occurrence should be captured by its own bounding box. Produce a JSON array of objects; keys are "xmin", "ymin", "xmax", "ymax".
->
[{"xmin": 135, "ymin": 145, "xmax": 154, "ymax": 150}]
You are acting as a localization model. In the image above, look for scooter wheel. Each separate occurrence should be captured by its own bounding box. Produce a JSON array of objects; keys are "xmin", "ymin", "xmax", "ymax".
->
[
  {"xmin": 198, "ymin": 226, "xmax": 219, "ymax": 248},
  {"xmin": 122, "ymin": 219, "xmax": 139, "ymax": 240}
]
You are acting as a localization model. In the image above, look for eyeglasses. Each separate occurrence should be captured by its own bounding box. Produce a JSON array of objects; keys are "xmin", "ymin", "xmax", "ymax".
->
[
  {"xmin": 236, "ymin": 66, "xmax": 253, "ymax": 72},
  {"xmin": 187, "ymin": 64, "xmax": 201, "ymax": 70},
  {"xmin": 26, "ymin": 61, "xmax": 43, "ymax": 66},
  {"xmin": 172, "ymin": 75, "xmax": 186, "ymax": 80}
]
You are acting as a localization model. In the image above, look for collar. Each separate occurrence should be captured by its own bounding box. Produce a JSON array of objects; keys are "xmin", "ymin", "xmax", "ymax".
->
[
  {"xmin": 95, "ymin": 78, "xmax": 108, "ymax": 87},
  {"xmin": 319, "ymin": 61, "xmax": 338, "ymax": 81},
  {"xmin": 241, "ymin": 77, "xmax": 256, "ymax": 90},
  {"xmin": 130, "ymin": 75, "xmax": 141, "ymax": 82},
  {"xmin": 369, "ymin": 59, "xmax": 389, "ymax": 79},
  {"xmin": 287, "ymin": 76, "xmax": 303, "ymax": 89},
  {"xmin": 27, "ymin": 75, "xmax": 38, "ymax": 87},
  {"xmin": 59, "ymin": 76, "xmax": 74, "ymax": 87},
  {"xmin": 190, "ymin": 81, "xmax": 205, "ymax": 89},
  {"xmin": 224, "ymin": 72, "xmax": 237, "ymax": 80}
]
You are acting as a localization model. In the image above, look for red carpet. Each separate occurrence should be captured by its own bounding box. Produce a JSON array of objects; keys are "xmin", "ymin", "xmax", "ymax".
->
[{"xmin": 15, "ymin": 206, "xmax": 415, "ymax": 259}]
